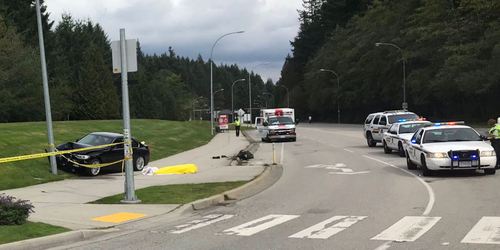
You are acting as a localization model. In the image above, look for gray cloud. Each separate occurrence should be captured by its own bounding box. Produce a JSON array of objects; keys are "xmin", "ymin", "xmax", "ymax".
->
[{"xmin": 47, "ymin": 0, "xmax": 302, "ymax": 81}]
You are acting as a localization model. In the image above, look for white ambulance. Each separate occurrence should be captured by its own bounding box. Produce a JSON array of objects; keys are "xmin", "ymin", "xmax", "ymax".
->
[{"xmin": 255, "ymin": 108, "xmax": 296, "ymax": 142}]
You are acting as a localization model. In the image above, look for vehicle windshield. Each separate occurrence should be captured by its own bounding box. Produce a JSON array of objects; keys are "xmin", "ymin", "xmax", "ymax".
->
[
  {"xmin": 423, "ymin": 128, "xmax": 481, "ymax": 143},
  {"xmin": 268, "ymin": 116, "xmax": 294, "ymax": 125},
  {"xmin": 388, "ymin": 114, "xmax": 418, "ymax": 123},
  {"xmin": 399, "ymin": 123, "xmax": 431, "ymax": 134},
  {"xmin": 77, "ymin": 134, "xmax": 114, "ymax": 146}
]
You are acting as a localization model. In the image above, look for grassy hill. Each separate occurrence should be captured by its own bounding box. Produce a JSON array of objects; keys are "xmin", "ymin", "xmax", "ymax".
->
[{"xmin": 0, "ymin": 120, "xmax": 212, "ymax": 190}]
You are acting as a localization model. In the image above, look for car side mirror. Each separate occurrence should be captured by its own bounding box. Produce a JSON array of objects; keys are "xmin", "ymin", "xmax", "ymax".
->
[
  {"xmin": 263, "ymin": 121, "xmax": 269, "ymax": 126},
  {"xmin": 480, "ymin": 135, "xmax": 488, "ymax": 141}
]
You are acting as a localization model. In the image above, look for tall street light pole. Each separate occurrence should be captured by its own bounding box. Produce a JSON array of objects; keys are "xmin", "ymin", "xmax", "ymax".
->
[
  {"xmin": 278, "ymin": 85, "xmax": 290, "ymax": 107},
  {"xmin": 210, "ymin": 31, "xmax": 244, "ymax": 136},
  {"xmin": 248, "ymin": 62, "xmax": 270, "ymax": 124},
  {"xmin": 375, "ymin": 42, "xmax": 407, "ymax": 110},
  {"xmin": 231, "ymin": 79, "xmax": 246, "ymax": 122},
  {"xmin": 36, "ymin": 0, "xmax": 57, "ymax": 175},
  {"xmin": 319, "ymin": 69, "xmax": 341, "ymax": 124}
]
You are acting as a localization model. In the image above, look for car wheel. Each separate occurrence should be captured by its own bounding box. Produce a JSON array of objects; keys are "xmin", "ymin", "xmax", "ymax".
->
[
  {"xmin": 367, "ymin": 133, "xmax": 376, "ymax": 147},
  {"xmin": 134, "ymin": 156, "xmax": 145, "ymax": 171},
  {"xmin": 421, "ymin": 155, "xmax": 432, "ymax": 176},
  {"xmin": 398, "ymin": 143, "xmax": 405, "ymax": 157},
  {"xmin": 383, "ymin": 141, "xmax": 392, "ymax": 154},
  {"xmin": 406, "ymin": 152, "xmax": 416, "ymax": 170},
  {"xmin": 86, "ymin": 159, "xmax": 101, "ymax": 176},
  {"xmin": 485, "ymin": 168, "xmax": 496, "ymax": 175}
]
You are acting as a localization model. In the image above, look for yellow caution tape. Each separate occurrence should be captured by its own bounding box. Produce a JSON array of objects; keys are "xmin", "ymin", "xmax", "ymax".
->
[
  {"xmin": 58, "ymin": 153, "xmax": 125, "ymax": 169},
  {"xmin": 154, "ymin": 164, "xmax": 198, "ymax": 175},
  {"xmin": 0, "ymin": 142, "xmax": 124, "ymax": 164}
]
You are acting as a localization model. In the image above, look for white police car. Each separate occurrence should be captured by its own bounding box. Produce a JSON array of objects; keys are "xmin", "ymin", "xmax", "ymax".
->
[
  {"xmin": 383, "ymin": 120, "xmax": 432, "ymax": 157},
  {"xmin": 405, "ymin": 122, "xmax": 496, "ymax": 176},
  {"xmin": 363, "ymin": 110, "xmax": 419, "ymax": 147}
]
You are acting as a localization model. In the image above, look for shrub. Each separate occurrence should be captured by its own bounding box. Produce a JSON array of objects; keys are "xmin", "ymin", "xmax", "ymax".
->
[{"xmin": 0, "ymin": 194, "xmax": 34, "ymax": 225}]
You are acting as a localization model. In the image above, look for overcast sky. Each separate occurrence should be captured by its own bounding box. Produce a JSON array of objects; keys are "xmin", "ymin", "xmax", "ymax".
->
[{"xmin": 46, "ymin": 0, "xmax": 303, "ymax": 82}]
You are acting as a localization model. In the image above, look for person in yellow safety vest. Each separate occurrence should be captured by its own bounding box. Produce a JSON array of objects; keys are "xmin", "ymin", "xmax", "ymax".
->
[
  {"xmin": 234, "ymin": 118, "xmax": 241, "ymax": 137},
  {"xmin": 489, "ymin": 117, "xmax": 500, "ymax": 168}
]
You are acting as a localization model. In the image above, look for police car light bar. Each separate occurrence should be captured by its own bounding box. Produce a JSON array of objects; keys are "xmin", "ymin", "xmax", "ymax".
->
[{"xmin": 433, "ymin": 121, "xmax": 465, "ymax": 126}]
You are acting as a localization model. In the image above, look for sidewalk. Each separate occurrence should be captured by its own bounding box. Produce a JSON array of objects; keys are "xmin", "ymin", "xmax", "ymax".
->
[{"xmin": 2, "ymin": 131, "xmax": 264, "ymax": 230}]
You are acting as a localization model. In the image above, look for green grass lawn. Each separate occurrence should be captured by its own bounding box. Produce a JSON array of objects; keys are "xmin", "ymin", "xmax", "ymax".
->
[
  {"xmin": 0, "ymin": 222, "xmax": 69, "ymax": 245},
  {"xmin": 0, "ymin": 120, "xmax": 212, "ymax": 190},
  {"xmin": 91, "ymin": 181, "xmax": 247, "ymax": 204}
]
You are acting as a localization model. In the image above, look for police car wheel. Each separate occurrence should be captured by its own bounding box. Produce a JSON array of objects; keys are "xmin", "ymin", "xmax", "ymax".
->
[
  {"xmin": 421, "ymin": 155, "xmax": 432, "ymax": 176},
  {"xmin": 398, "ymin": 143, "xmax": 405, "ymax": 157},
  {"xmin": 406, "ymin": 153, "xmax": 416, "ymax": 170},
  {"xmin": 383, "ymin": 141, "xmax": 392, "ymax": 154},
  {"xmin": 485, "ymin": 168, "xmax": 496, "ymax": 175},
  {"xmin": 366, "ymin": 133, "xmax": 376, "ymax": 147}
]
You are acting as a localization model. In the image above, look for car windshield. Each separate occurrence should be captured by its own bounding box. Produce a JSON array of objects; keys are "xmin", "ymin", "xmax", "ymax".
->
[
  {"xmin": 388, "ymin": 114, "xmax": 418, "ymax": 123},
  {"xmin": 399, "ymin": 123, "xmax": 431, "ymax": 134},
  {"xmin": 423, "ymin": 128, "xmax": 481, "ymax": 143},
  {"xmin": 77, "ymin": 134, "xmax": 114, "ymax": 146},
  {"xmin": 268, "ymin": 116, "xmax": 294, "ymax": 125}
]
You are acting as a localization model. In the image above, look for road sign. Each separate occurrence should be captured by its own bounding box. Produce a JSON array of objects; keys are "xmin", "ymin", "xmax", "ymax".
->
[
  {"xmin": 112, "ymin": 39, "xmax": 138, "ymax": 73},
  {"xmin": 219, "ymin": 115, "xmax": 229, "ymax": 130},
  {"xmin": 238, "ymin": 109, "xmax": 245, "ymax": 116}
]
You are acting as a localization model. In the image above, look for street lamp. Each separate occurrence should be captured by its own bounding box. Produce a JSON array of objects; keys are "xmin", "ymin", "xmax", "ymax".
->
[
  {"xmin": 248, "ymin": 62, "xmax": 271, "ymax": 123},
  {"xmin": 278, "ymin": 85, "xmax": 290, "ymax": 108},
  {"xmin": 319, "ymin": 69, "xmax": 341, "ymax": 124},
  {"xmin": 375, "ymin": 42, "xmax": 407, "ymax": 110},
  {"xmin": 231, "ymin": 79, "xmax": 246, "ymax": 122},
  {"xmin": 210, "ymin": 31, "xmax": 245, "ymax": 135}
]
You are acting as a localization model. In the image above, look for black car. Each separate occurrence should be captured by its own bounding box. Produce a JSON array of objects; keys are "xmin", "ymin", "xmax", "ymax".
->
[{"xmin": 55, "ymin": 132, "xmax": 150, "ymax": 176}]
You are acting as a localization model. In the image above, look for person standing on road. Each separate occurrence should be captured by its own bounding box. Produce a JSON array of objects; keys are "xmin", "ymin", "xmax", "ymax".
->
[
  {"xmin": 234, "ymin": 117, "xmax": 241, "ymax": 137},
  {"xmin": 308, "ymin": 115, "xmax": 312, "ymax": 124},
  {"xmin": 489, "ymin": 117, "xmax": 500, "ymax": 168}
]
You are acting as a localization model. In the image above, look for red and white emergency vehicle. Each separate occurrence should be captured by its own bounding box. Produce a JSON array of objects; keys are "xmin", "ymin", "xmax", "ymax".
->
[{"xmin": 255, "ymin": 108, "xmax": 296, "ymax": 142}]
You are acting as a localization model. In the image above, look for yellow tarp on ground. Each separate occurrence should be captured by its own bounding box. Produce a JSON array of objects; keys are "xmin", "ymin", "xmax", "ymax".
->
[{"xmin": 154, "ymin": 163, "xmax": 198, "ymax": 175}]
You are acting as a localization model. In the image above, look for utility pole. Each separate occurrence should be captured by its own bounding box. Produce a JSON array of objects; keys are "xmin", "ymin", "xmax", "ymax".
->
[
  {"xmin": 35, "ymin": 0, "xmax": 57, "ymax": 175},
  {"xmin": 119, "ymin": 29, "xmax": 139, "ymax": 203}
]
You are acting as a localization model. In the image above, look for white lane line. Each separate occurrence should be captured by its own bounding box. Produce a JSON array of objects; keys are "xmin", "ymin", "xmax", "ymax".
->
[
  {"xmin": 280, "ymin": 143, "xmax": 285, "ymax": 164},
  {"xmin": 362, "ymin": 155, "xmax": 435, "ymax": 216},
  {"xmin": 461, "ymin": 217, "xmax": 500, "ymax": 244},
  {"xmin": 329, "ymin": 171, "xmax": 370, "ymax": 175},
  {"xmin": 170, "ymin": 214, "xmax": 234, "ymax": 234},
  {"xmin": 344, "ymin": 148, "xmax": 355, "ymax": 153},
  {"xmin": 289, "ymin": 215, "xmax": 367, "ymax": 239},
  {"xmin": 371, "ymin": 216, "xmax": 441, "ymax": 242},
  {"xmin": 222, "ymin": 214, "xmax": 299, "ymax": 236},
  {"xmin": 362, "ymin": 155, "xmax": 436, "ymax": 250}
]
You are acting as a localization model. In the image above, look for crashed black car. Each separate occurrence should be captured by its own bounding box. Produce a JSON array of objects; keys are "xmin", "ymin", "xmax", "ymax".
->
[{"xmin": 56, "ymin": 132, "xmax": 150, "ymax": 176}]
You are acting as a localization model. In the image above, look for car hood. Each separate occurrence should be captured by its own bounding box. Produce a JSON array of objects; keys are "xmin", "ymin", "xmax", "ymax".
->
[
  {"xmin": 268, "ymin": 124, "xmax": 295, "ymax": 130},
  {"xmin": 399, "ymin": 133, "xmax": 414, "ymax": 142},
  {"xmin": 56, "ymin": 142, "xmax": 103, "ymax": 154},
  {"xmin": 422, "ymin": 141, "xmax": 493, "ymax": 152}
]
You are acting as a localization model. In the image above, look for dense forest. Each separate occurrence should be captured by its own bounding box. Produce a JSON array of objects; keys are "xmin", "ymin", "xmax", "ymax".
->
[
  {"xmin": 0, "ymin": 0, "xmax": 270, "ymax": 123},
  {"xmin": 277, "ymin": 0, "xmax": 500, "ymax": 123}
]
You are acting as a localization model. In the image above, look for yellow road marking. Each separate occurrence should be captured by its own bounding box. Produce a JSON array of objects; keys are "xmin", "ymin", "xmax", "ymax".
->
[{"xmin": 92, "ymin": 212, "xmax": 146, "ymax": 223}]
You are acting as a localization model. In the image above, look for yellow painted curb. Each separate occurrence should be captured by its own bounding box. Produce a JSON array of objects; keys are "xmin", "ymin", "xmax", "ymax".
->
[
  {"xmin": 92, "ymin": 212, "xmax": 146, "ymax": 223},
  {"xmin": 154, "ymin": 163, "xmax": 198, "ymax": 175}
]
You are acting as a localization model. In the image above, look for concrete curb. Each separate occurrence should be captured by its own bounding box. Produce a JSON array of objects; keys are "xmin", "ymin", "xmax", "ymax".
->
[
  {"xmin": 0, "ymin": 228, "xmax": 119, "ymax": 250},
  {"xmin": 190, "ymin": 163, "xmax": 281, "ymax": 210}
]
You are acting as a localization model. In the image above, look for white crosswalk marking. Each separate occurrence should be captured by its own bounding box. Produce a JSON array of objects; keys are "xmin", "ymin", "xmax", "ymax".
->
[
  {"xmin": 461, "ymin": 217, "xmax": 500, "ymax": 244},
  {"xmin": 170, "ymin": 214, "xmax": 234, "ymax": 234},
  {"xmin": 289, "ymin": 215, "xmax": 367, "ymax": 239},
  {"xmin": 223, "ymin": 214, "xmax": 299, "ymax": 236},
  {"xmin": 371, "ymin": 216, "xmax": 441, "ymax": 242}
]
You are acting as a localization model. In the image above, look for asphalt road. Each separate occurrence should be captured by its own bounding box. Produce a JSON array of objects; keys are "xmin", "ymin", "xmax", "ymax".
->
[{"xmin": 59, "ymin": 124, "xmax": 500, "ymax": 250}]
